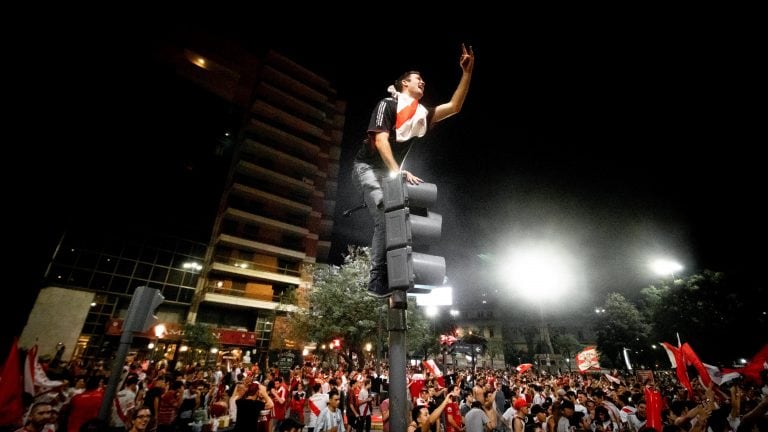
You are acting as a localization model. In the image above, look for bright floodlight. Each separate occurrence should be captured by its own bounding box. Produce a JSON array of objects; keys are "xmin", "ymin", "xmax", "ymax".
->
[
  {"xmin": 425, "ymin": 305, "xmax": 438, "ymax": 317},
  {"xmin": 501, "ymin": 242, "xmax": 576, "ymax": 302},
  {"xmin": 650, "ymin": 258, "xmax": 683, "ymax": 277}
]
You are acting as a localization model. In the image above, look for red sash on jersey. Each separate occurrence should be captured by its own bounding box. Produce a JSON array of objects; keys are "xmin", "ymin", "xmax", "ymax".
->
[{"xmin": 308, "ymin": 399, "xmax": 321, "ymax": 416}]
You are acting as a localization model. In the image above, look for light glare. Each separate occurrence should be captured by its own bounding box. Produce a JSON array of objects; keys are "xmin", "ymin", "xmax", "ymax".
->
[{"xmin": 650, "ymin": 258, "xmax": 683, "ymax": 277}]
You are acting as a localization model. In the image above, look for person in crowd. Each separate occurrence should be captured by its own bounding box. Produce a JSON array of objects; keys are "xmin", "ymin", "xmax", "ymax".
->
[
  {"xmin": 16, "ymin": 402, "xmax": 54, "ymax": 432},
  {"xmin": 410, "ymin": 386, "xmax": 462, "ymax": 432}
]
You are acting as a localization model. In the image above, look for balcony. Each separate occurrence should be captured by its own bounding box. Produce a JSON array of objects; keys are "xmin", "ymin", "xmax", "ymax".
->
[{"xmin": 203, "ymin": 282, "xmax": 299, "ymax": 312}]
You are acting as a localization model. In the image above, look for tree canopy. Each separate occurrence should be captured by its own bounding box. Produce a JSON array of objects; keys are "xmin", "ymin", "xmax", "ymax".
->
[{"xmin": 290, "ymin": 246, "xmax": 431, "ymax": 369}]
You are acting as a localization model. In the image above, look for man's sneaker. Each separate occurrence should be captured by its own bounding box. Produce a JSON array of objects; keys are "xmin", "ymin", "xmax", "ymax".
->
[{"xmin": 367, "ymin": 273, "xmax": 391, "ymax": 298}]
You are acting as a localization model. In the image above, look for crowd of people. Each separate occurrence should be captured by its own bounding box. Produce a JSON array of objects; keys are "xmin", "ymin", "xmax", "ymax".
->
[{"xmin": 8, "ymin": 358, "xmax": 768, "ymax": 432}]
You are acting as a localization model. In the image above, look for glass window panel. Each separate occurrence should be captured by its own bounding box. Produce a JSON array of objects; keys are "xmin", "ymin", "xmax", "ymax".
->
[
  {"xmin": 134, "ymin": 263, "xmax": 151, "ymax": 279},
  {"xmin": 68, "ymin": 269, "xmax": 92, "ymax": 285},
  {"xmin": 150, "ymin": 267, "xmax": 168, "ymax": 283},
  {"xmin": 110, "ymin": 276, "xmax": 130, "ymax": 294},
  {"xmin": 162, "ymin": 286, "xmax": 179, "ymax": 302},
  {"xmin": 78, "ymin": 251, "xmax": 99, "ymax": 269},
  {"xmin": 90, "ymin": 273, "xmax": 111, "ymax": 290},
  {"xmin": 178, "ymin": 288, "xmax": 194, "ymax": 304},
  {"xmin": 97, "ymin": 256, "xmax": 117, "ymax": 273},
  {"xmin": 115, "ymin": 260, "xmax": 136, "ymax": 277},
  {"xmin": 167, "ymin": 269, "xmax": 183, "ymax": 286},
  {"xmin": 156, "ymin": 251, "xmax": 173, "ymax": 267}
]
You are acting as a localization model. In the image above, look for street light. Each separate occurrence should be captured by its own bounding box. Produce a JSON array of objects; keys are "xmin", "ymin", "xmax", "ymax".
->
[{"xmin": 650, "ymin": 258, "xmax": 683, "ymax": 279}]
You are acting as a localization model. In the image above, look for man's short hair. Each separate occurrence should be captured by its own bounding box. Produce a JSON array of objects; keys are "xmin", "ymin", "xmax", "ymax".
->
[{"xmin": 394, "ymin": 71, "xmax": 421, "ymax": 92}]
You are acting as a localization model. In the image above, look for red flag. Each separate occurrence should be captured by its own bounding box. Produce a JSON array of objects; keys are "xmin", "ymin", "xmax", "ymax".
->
[
  {"xmin": 661, "ymin": 342, "xmax": 693, "ymax": 397},
  {"xmin": 644, "ymin": 386, "xmax": 663, "ymax": 432},
  {"xmin": 722, "ymin": 344, "xmax": 768, "ymax": 385},
  {"xmin": 680, "ymin": 343, "xmax": 712, "ymax": 388},
  {"xmin": 0, "ymin": 338, "xmax": 24, "ymax": 427}
]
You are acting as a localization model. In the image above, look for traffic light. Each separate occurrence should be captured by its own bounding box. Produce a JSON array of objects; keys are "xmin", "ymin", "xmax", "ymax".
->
[
  {"xmin": 383, "ymin": 173, "xmax": 444, "ymax": 294},
  {"xmin": 123, "ymin": 286, "xmax": 165, "ymax": 333}
]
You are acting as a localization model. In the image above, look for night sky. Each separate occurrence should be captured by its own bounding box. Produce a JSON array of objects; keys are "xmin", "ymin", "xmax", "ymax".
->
[{"xmin": 5, "ymin": 20, "xmax": 764, "ymax": 350}]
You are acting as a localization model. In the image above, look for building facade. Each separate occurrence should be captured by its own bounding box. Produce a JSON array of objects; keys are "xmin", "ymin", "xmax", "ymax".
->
[{"xmin": 22, "ymin": 37, "xmax": 344, "ymax": 365}]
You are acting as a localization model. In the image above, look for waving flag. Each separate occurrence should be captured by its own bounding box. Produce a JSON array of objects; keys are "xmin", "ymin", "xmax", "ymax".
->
[
  {"xmin": 516, "ymin": 363, "xmax": 533, "ymax": 374},
  {"xmin": 23, "ymin": 345, "xmax": 63, "ymax": 396},
  {"xmin": 439, "ymin": 334, "xmax": 458, "ymax": 346},
  {"xmin": 702, "ymin": 363, "xmax": 741, "ymax": 385},
  {"xmin": 681, "ymin": 343, "xmax": 712, "ymax": 387},
  {"xmin": 721, "ymin": 344, "xmax": 768, "ymax": 385},
  {"xmin": 661, "ymin": 342, "xmax": 693, "ymax": 396},
  {"xmin": 0, "ymin": 338, "xmax": 23, "ymax": 426}
]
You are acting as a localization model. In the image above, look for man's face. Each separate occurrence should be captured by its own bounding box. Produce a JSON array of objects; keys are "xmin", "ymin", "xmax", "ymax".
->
[
  {"xmin": 29, "ymin": 404, "xmax": 53, "ymax": 428},
  {"xmin": 133, "ymin": 409, "xmax": 152, "ymax": 430},
  {"xmin": 402, "ymin": 74, "xmax": 425, "ymax": 99},
  {"xmin": 329, "ymin": 394, "xmax": 341, "ymax": 409},
  {"xmin": 637, "ymin": 403, "xmax": 646, "ymax": 417}
]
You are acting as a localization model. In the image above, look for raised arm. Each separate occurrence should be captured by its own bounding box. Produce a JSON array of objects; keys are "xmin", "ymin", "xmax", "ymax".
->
[
  {"xmin": 432, "ymin": 44, "xmax": 475, "ymax": 125},
  {"xmin": 426, "ymin": 386, "xmax": 461, "ymax": 430}
]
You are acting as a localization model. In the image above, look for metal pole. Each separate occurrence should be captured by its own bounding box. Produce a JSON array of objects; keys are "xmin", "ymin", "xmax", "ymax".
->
[
  {"xmin": 98, "ymin": 327, "xmax": 134, "ymax": 420},
  {"xmin": 388, "ymin": 291, "xmax": 408, "ymax": 432}
]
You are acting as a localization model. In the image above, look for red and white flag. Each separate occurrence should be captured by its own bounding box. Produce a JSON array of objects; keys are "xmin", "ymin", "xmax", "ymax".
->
[
  {"xmin": 516, "ymin": 363, "xmax": 533, "ymax": 374},
  {"xmin": 661, "ymin": 342, "xmax": 693, "ymax": 396},
  {"xmin": 604, "ymin": 373, "xmax": 621, "ymax": 384},
  {"xmin": 23, "ymin": 345, "xmax": 63, "ymax": 396},
  {"xmin": 576, "ymin": 346, "xmax": 601, "ymax": 372},
  {"xmin": 702, "ymin": 363, "xmax": 741, "ymax": 385},
  {"xmin": 423, "ymin": 359, "xmax": 443, "ymax": 377},
  {"xmin": 439, "ymin": 334, "xmax": 458, "ymax": 346}
]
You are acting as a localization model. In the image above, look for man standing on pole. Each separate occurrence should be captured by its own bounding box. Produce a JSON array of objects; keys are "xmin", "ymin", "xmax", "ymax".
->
[{"xmin": 351, "ymin": 44, "xmax": 475, "ymax": 298}]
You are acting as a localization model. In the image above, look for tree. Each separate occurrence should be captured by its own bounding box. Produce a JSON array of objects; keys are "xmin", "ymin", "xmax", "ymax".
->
[
  {"xmin": 639, "ymin": 270, "xmax": 767, "ymax": 362},
  {"xmin": 594, "ymin": 292, "xmax": 650, "ymax": 369},
  {"xmin": 182, "ymin": 322, "xmax": 217, "ymax": 365},
  {"xmin": 485, "ymin": 339, "xmax": 505, "ymax": 369},
  {"xmin": 290, "ymin": 246, "xmax": 431, "ymax": 369},
  {"xmin": 406, "ymin": 302, "xmax": 434, "ymax": 359},
  {"xmin": 552, "ymin": 333, "xmax": 582, "ymax": 368}
]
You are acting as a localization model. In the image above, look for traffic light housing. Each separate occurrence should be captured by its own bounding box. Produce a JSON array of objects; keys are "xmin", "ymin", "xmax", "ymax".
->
[
  {"xmin": 383, "ymin": 173, "xmax": 445, "ymax": 294},
  {"xmin": 123, "ymin": 286, "xmax": 165, "ymax": 333}
]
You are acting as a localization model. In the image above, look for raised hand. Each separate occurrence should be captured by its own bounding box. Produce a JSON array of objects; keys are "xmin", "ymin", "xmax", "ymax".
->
[{"xmin": 460, "ymin": 43, "xmax": 475, "ymax": 74}]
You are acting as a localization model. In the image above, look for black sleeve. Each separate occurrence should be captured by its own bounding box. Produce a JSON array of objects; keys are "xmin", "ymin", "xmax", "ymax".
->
[{"xmin": 367, "ymin": 98, "xmax": 395, "ymax": 134}]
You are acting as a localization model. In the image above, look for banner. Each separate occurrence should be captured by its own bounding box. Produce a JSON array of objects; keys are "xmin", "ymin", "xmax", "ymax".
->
[
  {"xmin": 576, "ymin": 346, "xmax": 601, "ymax": 372},
  {"xmin": 636, "ymin": 370, "xmax": 655, "ymax": 384}
]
